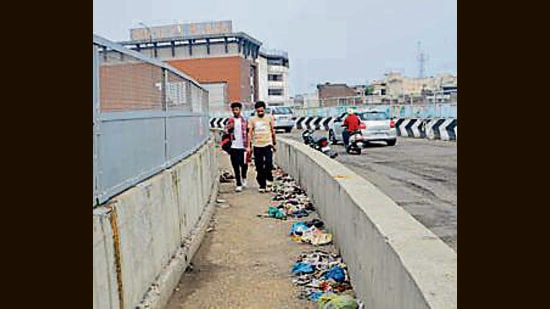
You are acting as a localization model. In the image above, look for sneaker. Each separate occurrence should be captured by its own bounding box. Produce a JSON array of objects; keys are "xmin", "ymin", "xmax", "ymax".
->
[
  {"xmin": 235, "ymin": 186, "xmax": 243, "ymax": 192},
  {"xmin": 242, "ymin": 179, "xmax": 248, "ymax": 188},
  {"xmin": 258, "ymin": 187, "xmax": 266, "ymax": 193}
]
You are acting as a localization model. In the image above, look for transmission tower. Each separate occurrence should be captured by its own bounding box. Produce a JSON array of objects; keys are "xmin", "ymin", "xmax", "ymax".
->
[{"xmin": 417, "ymin": 41, "xmax": 429, "ymax": 78}]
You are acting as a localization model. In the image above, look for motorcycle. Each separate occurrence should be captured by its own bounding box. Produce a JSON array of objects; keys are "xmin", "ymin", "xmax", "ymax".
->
[
  {"xmin": 346, "ymin": 130, "xmax": 364, "ymax": 155},
  {"xmin": 301, "ymin": 129, "xmax": 338, "ymax": 158}
]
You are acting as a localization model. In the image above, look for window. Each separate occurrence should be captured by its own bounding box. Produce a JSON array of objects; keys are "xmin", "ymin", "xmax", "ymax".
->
[
  {"xmin": 268, "ymin": 74, "xmax": 283, "ymax": 81},
  {"xmin": 271, "ymin": 107, "xmax": 292, "ymax": 114},
  {"xmin": 359, "ymin": 111, "xmax": 389, "ymax": 121},
  {"xmin": 268, "ymin": 89, "xmax": 284, "ymax": 96},
  {"xmin": 267, "ymin": 58, "xmax": 283, "ymax": 65}
]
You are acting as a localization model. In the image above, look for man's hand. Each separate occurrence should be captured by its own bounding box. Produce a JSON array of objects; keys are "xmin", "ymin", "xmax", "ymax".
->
[
  {"xmin": 272, "ymin": 144, "xmax": 277, "ymax": 152},
  {"xmin": 246, "ymin": 147, "xmax": 251, "ymax": 154}
]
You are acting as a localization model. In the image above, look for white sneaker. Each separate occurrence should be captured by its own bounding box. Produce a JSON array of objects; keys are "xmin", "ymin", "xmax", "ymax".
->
[
  {"xmin": 235, "ymin": 186, "xmax": 243, "ymax": 192},
  {"xmin": 258, "ymin": 188, "xmax": 266, "ymax": 193},
  {"xmin": 242, "ymin": 179, "xmax": 248, "ymax": 188}
]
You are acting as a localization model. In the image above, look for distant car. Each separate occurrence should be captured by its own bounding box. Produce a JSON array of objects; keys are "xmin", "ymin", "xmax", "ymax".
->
[
  {"xmin": 328, "ymin": 110, "xmax": 397, "ymax": 146},
  {"xmin": 249, "ymin": 106, "xmax": 296, "ymax": 133}
]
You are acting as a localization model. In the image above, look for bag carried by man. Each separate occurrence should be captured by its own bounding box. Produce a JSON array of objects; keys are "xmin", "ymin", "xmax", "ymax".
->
[{"xmin": 220, "ymin": 132, "xmax": 232, "ymax": 153}]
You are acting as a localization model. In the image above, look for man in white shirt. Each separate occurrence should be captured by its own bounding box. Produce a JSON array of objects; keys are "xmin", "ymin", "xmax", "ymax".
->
[{"xmin": 225, "ymin": 102, "xmax": 249, "ymax": 192}]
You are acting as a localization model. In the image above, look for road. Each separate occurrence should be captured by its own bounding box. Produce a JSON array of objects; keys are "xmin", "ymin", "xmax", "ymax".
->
[{"xmin": 284, "ymin": 131, "xmax": 457, "ymax": 252}]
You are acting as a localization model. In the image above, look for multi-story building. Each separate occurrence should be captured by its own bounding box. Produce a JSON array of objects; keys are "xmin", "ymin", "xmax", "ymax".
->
[
  {"xmin": 383, "ymin": 72, "xmax": 457, "ymax": 102},
  {"xmin": 257, "ymin": 49, "xmax": 290, "ymax": 106},
  {"xmin": 118, "ymin": 21, "xmax": 262, "ymax": 112}
]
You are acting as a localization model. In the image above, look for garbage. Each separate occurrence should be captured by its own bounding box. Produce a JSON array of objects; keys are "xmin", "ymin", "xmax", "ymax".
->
[
  {"xmin": 318, "ymin": 294, "xmax": 358, "ymax": 309},
  {"xmin": 289, "ymin": 222, "xmax": 309, "ymax": 236},
  {"xmin": 264, "ymin": 166, "xmax": 359, "ymax": 306},
  {"xmin": 289, "ymin": 222, "xmax": 333, "ymax": 246},
  {"xmin": 291, "ymin": 262, "xmax": 314, "ymax": 275},
  {"xmin": 257, "ymin": 169, "xmax": 316, "ymax": 219},
  {"xmin": 291, "ymin": 250, "xmax": 356, "ymax": 304},
  {"xmin": 219, "ymin": 170, "xmax": 235, "ymax": 183},
  {"xmin": 324, "ymin": 266, "xmax": 346, "ymax": 282},
  {"xmin": 305, "ymin": 218, "xmax": 325, "ymax": 229}
]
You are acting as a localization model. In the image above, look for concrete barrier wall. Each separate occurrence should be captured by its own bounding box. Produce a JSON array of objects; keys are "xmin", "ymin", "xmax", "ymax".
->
[
  {"xmin": 93, "ymin": 139, "xmax": 218, "ymax": 309},
  {"xmin": 209, "ymin": 117, "xmax": 457, "ymax": 141},
  {"xmin": 275, "ymin": 137, "xmax": 457, "ymax": 309}
]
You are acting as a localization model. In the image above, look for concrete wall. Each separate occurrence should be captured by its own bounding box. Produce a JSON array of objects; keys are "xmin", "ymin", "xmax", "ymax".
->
[
  {"xmin": 93, "ymin": 139, "xmax": 218, "ymax": 309},
  {"xmin": 275, "ymin": 137, "xmax": 457, "ymax": 309}
]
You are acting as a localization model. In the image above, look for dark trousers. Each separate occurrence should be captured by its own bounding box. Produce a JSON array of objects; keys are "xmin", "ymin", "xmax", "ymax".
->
[
  {"xmin": 229, "ymin": 148, "xmax": 248, "ymax": 186},
  {"xmin": 253, "ymin": 146, "xmax": 273, "ymax": 189},
  {"xmin": 342, "ymin": 130, "xmax": 350, "ymax": 146}
]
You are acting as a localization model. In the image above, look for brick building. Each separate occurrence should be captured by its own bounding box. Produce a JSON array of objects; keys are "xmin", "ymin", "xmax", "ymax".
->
[
  {"xmin": 119, "ymin": 21, "xmax": 263, "ymax": 112},
  {"xmin": 316, "ymin": 83, "xmax": 358, "ymax": 106}
]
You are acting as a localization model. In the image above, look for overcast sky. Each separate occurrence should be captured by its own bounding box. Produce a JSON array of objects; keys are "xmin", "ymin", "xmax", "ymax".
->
[{"xmin": 93, "ymin": 0, "xmax": 456, "ymax": 95}]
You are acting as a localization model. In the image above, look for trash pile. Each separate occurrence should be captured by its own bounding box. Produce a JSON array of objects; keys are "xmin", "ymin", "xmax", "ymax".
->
[
  {"xmin": 219, "ymin": 169, "xmax": 234, "ymax": 183},
  {"xmin": 255, "ymin": 165, "xmax": 360, "ymax": 307},
  {"xmin": 257, "ymin": 168, "xmax": 316, "ymax": 220},
  {"xmin": 291, "ymin": 250, "xmax": 358, "ymax": 308},
  {"xmin": 289, "ymin": 219, "xmax": 333, "ymax": 246}
]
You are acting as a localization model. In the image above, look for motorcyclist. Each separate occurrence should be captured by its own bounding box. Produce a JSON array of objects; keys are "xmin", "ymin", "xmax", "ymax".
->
[{"xmin": 342, "ymin": 108, "xmax": 361, "ymax": 148}]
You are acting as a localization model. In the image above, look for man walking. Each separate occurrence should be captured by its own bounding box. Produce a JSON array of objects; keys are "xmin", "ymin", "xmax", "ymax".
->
[
  {"xmin": 225, "ymin": 102, "xmax": 249, "ymax": 192},
  {"xmin": 247, "ymin": 101, "xmax": 276, "ymax": 193}
]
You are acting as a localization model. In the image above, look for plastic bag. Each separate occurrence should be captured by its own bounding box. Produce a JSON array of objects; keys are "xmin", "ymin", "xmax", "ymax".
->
[
  {"xmin": 318, "ymin": 294, "xmax": 358, "ymax": 309},
  {"xmin": 324, "ymin": 266, "xmax": 346, "ymax": 282},
  {"xmin": 291, "ymin": 262, "xmax": 314, "ymax": 275}
]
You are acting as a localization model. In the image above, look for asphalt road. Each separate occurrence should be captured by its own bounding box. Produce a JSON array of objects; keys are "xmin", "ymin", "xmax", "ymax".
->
[{"xmin": 284, "ymin": 131, "xmax": 457, "ymax": 252}]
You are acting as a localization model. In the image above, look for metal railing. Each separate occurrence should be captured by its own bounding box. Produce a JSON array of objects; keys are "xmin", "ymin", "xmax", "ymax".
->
[
  {"xmin": 293, "ymin": 103, "xmax": 457, "ymax": 119},
  {"xmin": 93, "ymin": 34, "xmax": 209, "ymax": 206},
  {"xmin": 292, "ymin": 95, "xmax": 457, "ymax": 118}
]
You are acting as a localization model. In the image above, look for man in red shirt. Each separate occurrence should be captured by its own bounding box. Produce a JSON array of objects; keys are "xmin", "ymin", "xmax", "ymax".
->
[{"xmin": 342, "ymin": 109, "xmax": 361, "ymax": 147}]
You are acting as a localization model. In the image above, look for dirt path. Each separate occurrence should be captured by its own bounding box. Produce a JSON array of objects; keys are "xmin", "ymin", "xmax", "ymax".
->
[{"xmin": 166, "ymin": 151, "xmax": 321, "ymax": 308}]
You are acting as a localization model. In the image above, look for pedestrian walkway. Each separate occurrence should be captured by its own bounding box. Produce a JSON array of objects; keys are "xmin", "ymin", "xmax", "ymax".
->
[{"xmin": 166, "ymin": 151, "xmax": 319, "ymax": 308}]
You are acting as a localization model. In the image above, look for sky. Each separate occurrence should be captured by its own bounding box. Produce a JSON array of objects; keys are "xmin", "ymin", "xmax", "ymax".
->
[{"xmin": 93, "ymin": 0, "xmax": 456, "ymax": 95}]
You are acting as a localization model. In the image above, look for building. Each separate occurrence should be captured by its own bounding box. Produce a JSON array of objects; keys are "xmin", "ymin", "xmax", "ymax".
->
[
  {"xmin": 257, "ymin": 49, "xmax": 290, "ymax": 106},
  {"xmin": 382, "ymin": 72, "xmax": 457, "ymax": 103},
  {"xmin": 119, "ymin": 21, "xmax": 262, "ymax": 111},
  {"xmin": 316, "ymin": 83, "xmax": 358, "ymax": 106},
  {"xmin": 293, "ymin": 91, "xmax": 320, "ymax": 109}
]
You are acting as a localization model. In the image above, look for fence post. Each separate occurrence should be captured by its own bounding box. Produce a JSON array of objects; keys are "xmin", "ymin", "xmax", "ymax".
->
[
  {"xmin": 93, "ymin": 44, "xmax": 99, "ymax": 206},
  {"xmin": 162, "ymin": 68, "xmax": 169, "ymax": 165}
]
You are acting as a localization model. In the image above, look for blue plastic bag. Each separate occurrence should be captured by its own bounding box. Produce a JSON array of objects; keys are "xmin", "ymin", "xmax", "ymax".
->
[
  {"xmin": 291, "ymin": 262, "xmax": 314, "ymax": 274},
  {"xmin": 289, "ymin": 222, "xmax": 309, "ymax": 236},
  {"xmin": 324, "ymin": 266, "xmax": 346, "ymax": 282}
]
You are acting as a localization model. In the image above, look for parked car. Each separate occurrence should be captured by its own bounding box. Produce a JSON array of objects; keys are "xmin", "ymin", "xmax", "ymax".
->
[
  {"xmin": 328, "ymin": 110, "xmax": 397, "ymax": 146},
  {"xmin": 249, "ymin": 106, "xmax": 296, "ymax": 133}
]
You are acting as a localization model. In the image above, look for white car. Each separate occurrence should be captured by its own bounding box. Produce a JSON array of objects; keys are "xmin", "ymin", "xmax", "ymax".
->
[
  {"xmin": 328, "ymin": 111, "xmax": 397, "ymax": 146},
  {"xmin": 249, "ymin": 106, "xmax": 296, "ymax": 133}
]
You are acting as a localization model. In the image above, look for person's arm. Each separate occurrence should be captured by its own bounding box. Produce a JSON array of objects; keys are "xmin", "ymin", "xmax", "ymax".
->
[
  {"xmin": 270, "ymin": 116, "xmax": 277, "ymax": 146},
  {"xmin": 247, "ymin": 119, "xmax": 254, "ymax": 153},
  {"xmin": 225, "ymin": 118, "xmax": 234, "ymax": 133}
]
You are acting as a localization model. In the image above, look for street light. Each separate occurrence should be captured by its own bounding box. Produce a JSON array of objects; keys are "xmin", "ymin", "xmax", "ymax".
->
[{"xmin": 138, "ymin": 22, "xmax": 153, "ymax": 58}]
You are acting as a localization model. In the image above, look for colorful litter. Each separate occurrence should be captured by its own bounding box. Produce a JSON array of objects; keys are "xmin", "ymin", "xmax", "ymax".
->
[
  {"xmin": 291, "ymin": 250, "xmax": 358, "ymax": 306},
  {"xmin": 257, "ymin": 168, "xmax": 316, "ymax": 219},
  {"xmin": 290, "ymin": 220, "xmax": 333, "ymax": 246}
]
